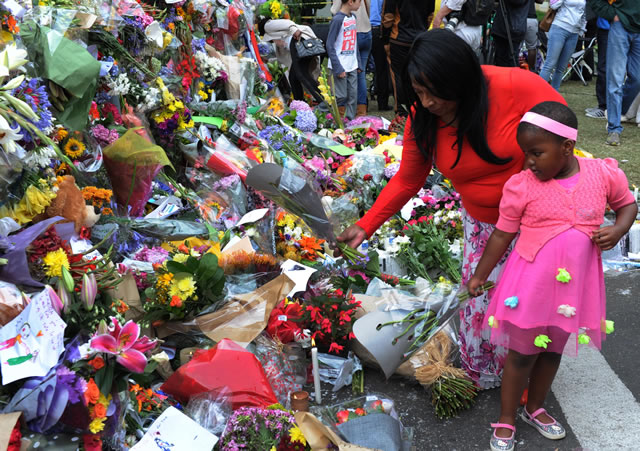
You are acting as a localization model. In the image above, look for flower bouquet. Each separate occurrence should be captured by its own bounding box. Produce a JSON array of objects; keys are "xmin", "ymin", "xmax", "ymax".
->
[
  {"xmin": 142, "ymin": 242, "xmax": 226, "ymax": 322},
  {"xmin": 102, "ymin": 129, "xmax": 173, "ymax": 217},
  {"xmin": 220, "ymin": 406, "xmax": 310, "ymax": 451},
  {"xmin": 300, "ymin": 289, "xmax": 361, "ymax": 355},
  {"xmin": 313, "ymin": 394, "xmax": 413, "ymax": 450}
]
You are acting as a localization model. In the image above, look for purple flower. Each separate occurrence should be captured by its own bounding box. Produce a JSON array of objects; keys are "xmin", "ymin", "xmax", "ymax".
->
[{"xmin": 289, "ymin": 100, "xmax": 311, "ymax": 112}]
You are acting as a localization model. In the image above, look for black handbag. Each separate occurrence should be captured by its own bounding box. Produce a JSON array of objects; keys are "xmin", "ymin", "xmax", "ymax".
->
[{"xmin": 295, "ymin": 38, "xmax": 325, "ymax": 58}]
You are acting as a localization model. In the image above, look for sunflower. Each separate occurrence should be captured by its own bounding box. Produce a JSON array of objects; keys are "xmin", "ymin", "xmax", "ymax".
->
[{"xmin": 64, "ymin": 138, "xmax": 85, "ymax": 159}]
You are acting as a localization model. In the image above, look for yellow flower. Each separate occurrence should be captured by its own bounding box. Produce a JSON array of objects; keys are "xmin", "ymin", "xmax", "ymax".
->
[
  {"xmin": 288, "ymin": 425, "xmax": 307, "ymax": 445},
  {"xmin": 168, "ymin": 275, "xmax": 196, "ymax": 300},
  {"xmin": 42, "ymin": 248, "xmax": 70, "ymax": 278},
  {"xmin": 270, "ymin": 0, "xmax": 282, "ymax": 18},
  {"xmin": 267, "ymin": 97, "xmax": 284, "ymax": 116},
  {"xmin": 158, "ymin": 273, "xmax": 174, "ymax": 287},
  {"xmin": 172, "ymin": 253, "xmax": 189, "ymax": 264},
  {"xmin": 64, "ymin": 138, "xmax": 85, "ymax": 159},
  {"xmin": 88, "ymin": 417, "xmax": 105, "ymax": 434}
]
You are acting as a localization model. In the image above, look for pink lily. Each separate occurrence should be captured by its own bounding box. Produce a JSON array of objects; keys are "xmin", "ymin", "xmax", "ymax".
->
[
  {"xmin": 80, "ymin": 273, "xmax": 97, "ymax": 311},
  {"xmin": 56, "ymin": 281, "xmax": 71, "ymax": 314},
  {"xmin": 44, "ymin": 285, "xmax": 64, "ymax": 315},
  {"xmin": 90, "ymin": 317, "xmax": 157, "ymax": 373}
]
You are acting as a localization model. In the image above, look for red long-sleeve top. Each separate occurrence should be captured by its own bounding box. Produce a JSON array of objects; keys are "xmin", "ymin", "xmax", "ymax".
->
[{"xmin": 357, "ymin": 65, "xmax": 566, "ymax": 236}]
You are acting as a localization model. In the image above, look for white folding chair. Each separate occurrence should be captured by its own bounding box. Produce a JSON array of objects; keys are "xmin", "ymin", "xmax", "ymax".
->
[{"xmin": 562, "ymin": 36, "xmax": 597, "ymax": 85}]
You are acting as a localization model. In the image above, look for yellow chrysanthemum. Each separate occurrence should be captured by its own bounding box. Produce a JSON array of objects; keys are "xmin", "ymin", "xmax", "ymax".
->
[
  {"xmin": 288, "ymin": 425, "xmax": 307, "ymax": 446},
  {"xmin": 168, "ymin": 275, "xmax": 196, "ymax": 300},
  {"xmin": 172, "ymin": 253, "xmax": 189, "ymax": 264},
  {"xmin": 270, "ymin": 0, "xmax": 282, "ymax": 18},
  {"xmin": 2, "ymin": 185, "xmax": 56, "ymax": 224},
  {"xmin": 158, "ymin": 273, "xmax": 174, "ymax": 287},
  {"xmin": 42, "ymin": 248, "xmax": 70, "ymax": 278},
  {"xmin": 64, "ymin": 138, "xmax": 85, "ymax": 159},
  {"xmin": 88, "ymin": 417, "xmax": 105, "ymax": 434}
]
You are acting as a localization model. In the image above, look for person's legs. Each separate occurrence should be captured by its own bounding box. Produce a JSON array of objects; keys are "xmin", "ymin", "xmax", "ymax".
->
[
  {"xmin": 525, "ymin": 18, "xmax": 539, "ymax": 71},
  {"xmin": 333, "ymin": 72, "xmax": 348, "ymax": 110},
  {"xmin": 550, "ymin": 31, "xmax": 579, "ymax": 90},
  {"xmin": 389, "ymin": 43, "xmax": 410, "ymax": 114},
  {"xmin": 595, "ymin": 28, "xmax": 608, "ymax": 110},
  {"xmin": 525, "ymin": 351, "xmax": 563, "ymax": 424},
  {"xmin": 539, "ymin": 25, "xmax": 570, "ymax": 83},
  {"xmin": 287, "ymin": 68, "xmax": 305, "ymax": 101},
  {"xmin": 345, "ymin": 70, "xmax": 358, "ymax": 120},
  {"xmin": 495, "ymin": 350, "xmax": 537, "ymax": 438},
  {"xmin": 606, "ymin": 20, "xmax": 631, "ymax": 135},
  {"xmin": 356, "ymin": 31, "xmax": 372, "ymax": 113},
  {"xmin": 493, "ymin": 35, "xmax": 518, "ymax": 67},
  {"xmin": 621, "ymin": 32, "xmax": 640, "ymax": 114},
  {"xmin": 371, "ymin": 26, "xmax": 391, "ymax": 110},
  {"xmin": 289, "ymin": 42, "xmax": 324, "ymax": 104}
]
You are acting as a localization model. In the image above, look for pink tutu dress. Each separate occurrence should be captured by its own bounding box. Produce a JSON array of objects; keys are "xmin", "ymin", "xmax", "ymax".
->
[{"xmin": 485, "ymin": 159, "xmax": 635, "ymax": 355}]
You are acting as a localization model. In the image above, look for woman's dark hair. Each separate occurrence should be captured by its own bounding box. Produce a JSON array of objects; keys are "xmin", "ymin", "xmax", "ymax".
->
[
  {"xmin": 258, "ymin": 18, "xmax": 269, "ymax": 36},
  {"xmin": 517, "ymin": 101, "xmax": 578, "ymax": 143},
  {"xmin": 405, "ymin": 29, "xmax": 511, "ymax": 169}
]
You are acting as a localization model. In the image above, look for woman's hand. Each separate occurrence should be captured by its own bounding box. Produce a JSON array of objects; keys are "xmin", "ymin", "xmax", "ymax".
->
[
  {"xmin": 336, "ymin": 224, "xmax": 367, "ymax": 251},
  {"xmin": 293, "ymin": 30, "xmax": 302, "ymax": 40},
  {"xmin": 466, "ymin": 275, "xmax": 486, "ymax": 298}
]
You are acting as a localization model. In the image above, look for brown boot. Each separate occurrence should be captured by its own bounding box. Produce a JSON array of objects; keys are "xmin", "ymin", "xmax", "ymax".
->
[
  {"xmin": 338, "ymin": 106, "xmax": 346, "ymax": 118},
  {"xmin": 356, "ymin": 104, "xmax": 367, "ymax": 117}
]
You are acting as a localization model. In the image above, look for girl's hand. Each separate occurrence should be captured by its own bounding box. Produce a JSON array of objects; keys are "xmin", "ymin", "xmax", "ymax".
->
[
  {"xmin": 466, "ymin": 275, "xmax": 486, "ymax": 297},
  {"xmin": 592, "ymin": 226, "xmax": 625, "ymax": 251}
]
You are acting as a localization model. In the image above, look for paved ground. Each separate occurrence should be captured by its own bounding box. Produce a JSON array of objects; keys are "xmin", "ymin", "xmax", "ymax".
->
[{"xmin": 321, "ymin": 270, "xmax": 640, "ymax": 450}]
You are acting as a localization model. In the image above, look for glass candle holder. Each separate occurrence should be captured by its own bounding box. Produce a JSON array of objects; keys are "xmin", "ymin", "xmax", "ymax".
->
[{"xmin": 290, "ymin": 390, "xmax": 310, "ymax": 412}]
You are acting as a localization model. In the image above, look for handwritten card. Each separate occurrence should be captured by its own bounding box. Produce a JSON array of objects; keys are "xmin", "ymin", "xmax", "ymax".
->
[
  {"xmin": 131, "ymin": 406, "xmax": 219, "ymax": 450},
  {"xmin": 0, "ymin": 288, "xmax": 66, "ymax": 385}
]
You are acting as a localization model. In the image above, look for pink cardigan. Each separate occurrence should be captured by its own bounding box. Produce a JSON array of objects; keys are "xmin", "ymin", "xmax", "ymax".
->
[{"xmin": 497, "ymin": 157, "xmax": 635, "ymax": 262}]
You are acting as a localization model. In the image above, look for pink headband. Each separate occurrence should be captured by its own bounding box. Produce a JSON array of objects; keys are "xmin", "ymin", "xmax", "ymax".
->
[{"xmin": 520, "ymin": 112, "xmax": 578, "ymax": 141}]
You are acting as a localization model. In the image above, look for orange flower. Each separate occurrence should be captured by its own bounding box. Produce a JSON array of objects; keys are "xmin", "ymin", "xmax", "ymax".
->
[
  {"xmin": 84, "ymin": 379, "xmax": 100, "ymax": 405},
  {"xmin": 92, "ymin": 402, "xmax": 107, "ymax": 419},
  {"xmin": 101, "ymin": 207, "xmax": 113, "ymax": 216},
  {"xmin": 177, "ymin": 243, "xmax": 189, "ymax": 254},
  {"xmin": 170, "ymin": 296, "xmax": 183, "ymax": 308},
  {"xmin": 298, "ymin": 236, "xmax": 325, "ymax": 257},
  {"xmin": 88, "ymin": 357, "xmax": 105, "ymax": 370}
]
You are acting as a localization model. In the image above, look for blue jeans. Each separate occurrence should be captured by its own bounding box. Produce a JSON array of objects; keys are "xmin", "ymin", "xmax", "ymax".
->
[
  {"xmin": 357, "ymin": 31, "xmax": 372, "ymax": 105},
  {"xmin": 539, "ymin": 24, "xmax": 579, "ymax": 90},
  {"xmin": 606, "ymin": 20, "xmax": 640, "ymax": 134}
]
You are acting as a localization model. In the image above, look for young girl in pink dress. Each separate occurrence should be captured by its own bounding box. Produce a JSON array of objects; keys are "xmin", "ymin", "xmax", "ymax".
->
[{"xmin": 467, "ymin": 101, "xmax": 638, "ymax": 451}]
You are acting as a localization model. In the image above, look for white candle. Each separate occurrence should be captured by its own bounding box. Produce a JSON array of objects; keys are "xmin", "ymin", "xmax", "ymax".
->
[
  {"xmin": 311, "ymin": 343, "xmax": 321, "ymax": 404},
  {"xmin": 634, "ymin": 187, "xmax": 638, "ymax": 202}
]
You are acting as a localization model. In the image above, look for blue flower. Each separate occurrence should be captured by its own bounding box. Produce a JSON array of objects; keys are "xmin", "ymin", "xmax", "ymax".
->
[
  {"xmin": 294, "ymin": 110, "xmax": 317, "ymax": 132},
  {"xmin": 504, "ymin": 296, "xmax": 519, "ymax": 309}
]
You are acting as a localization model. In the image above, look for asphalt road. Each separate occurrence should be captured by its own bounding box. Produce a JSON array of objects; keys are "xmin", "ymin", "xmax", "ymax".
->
[{"xmin": 322, "ymin": 270, "xmax": 640, "ymax": 451}]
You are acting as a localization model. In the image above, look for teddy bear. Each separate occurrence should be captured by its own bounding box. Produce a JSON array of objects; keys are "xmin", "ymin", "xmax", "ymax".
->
[{"xmin": 33, "ymin": 175, "xmax": 101, "ymax": 233}]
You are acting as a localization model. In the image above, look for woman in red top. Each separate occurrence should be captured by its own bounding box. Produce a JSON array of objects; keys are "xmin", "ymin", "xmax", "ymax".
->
[{"xmin": 337, "ymin": 29, "xmax": 565, "ymax": 389}]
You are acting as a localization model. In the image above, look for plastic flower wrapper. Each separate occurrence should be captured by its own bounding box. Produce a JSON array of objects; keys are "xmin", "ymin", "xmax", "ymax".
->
[
  {"xmin": 312, "ymin": 393, "xmax": 413, "ymax": 451},
  {"xmin": 246, "ymin": 162, "xmax": 365, "ymax": 261},
  {"xmin": 201, "ymin": 128, "xmax": 257, "ymax": 182},
  {"xmin": 184, "ymin": 388, "xmax": 232, "ymax": 436},
  {"xmin": 20, "ymin": 20, "xmax": 101, "ymax": 131},
  {"xmin": 102, "ymin": 129, "xmax": 173, "ymax": 217},
  {"xmin": 250, "ymin": 333, "xmax": 303, "ymax": 407},
  {"xmin": 353, "ymin": 277, "xmax": 467, "ymax": 379}
]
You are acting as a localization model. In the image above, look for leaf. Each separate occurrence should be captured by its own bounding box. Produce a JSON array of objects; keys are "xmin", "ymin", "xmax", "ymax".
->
[
  {"xmin": 166, "ymin": 261, "xmax": 189, "ymax": 274},
  {"xmin": 95, "ymin": 363, "xmax": 114, "ymax": 397}
]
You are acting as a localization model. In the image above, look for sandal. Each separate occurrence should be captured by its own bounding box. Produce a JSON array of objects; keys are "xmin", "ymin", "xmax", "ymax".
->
[
  {"xmin": 490, "ymin": 423, "xmax": 516, "ymax": 451},
  {"xmin": 520, "ymin": 407, "xmax": 566, "ymax": 440}
]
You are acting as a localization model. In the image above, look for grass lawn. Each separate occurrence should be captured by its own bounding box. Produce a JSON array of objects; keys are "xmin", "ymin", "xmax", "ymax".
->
[{"xmin": 369, "ymin": 78, "xmax": 640, "ymax": 187}]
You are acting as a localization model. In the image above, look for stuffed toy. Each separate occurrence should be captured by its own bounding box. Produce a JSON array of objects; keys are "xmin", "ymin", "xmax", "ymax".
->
[{"xmin": 33, "ymin": 176, "xmax": 100, "ymax": 233}]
